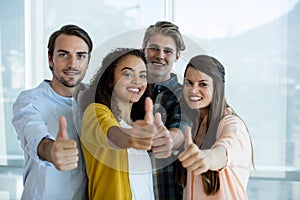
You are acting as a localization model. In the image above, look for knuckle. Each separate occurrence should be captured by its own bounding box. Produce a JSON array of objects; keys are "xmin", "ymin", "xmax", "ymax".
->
[
  {"xmin": 53, "ymin": 152, "xmax": 60, "ymax": 160},
  {"xmin": 74, "ymin": 149, "xmax": 79, "ymax": 155},
  {"xmin": 53, "ymin": 144, "xmax": 60, "ymax": 151},
  {"xmin": 71, "ymin": 140, "xmax": 77, "ymax": 147},
  {"xmin": 75, "ymin": 156, "xmax": 79, "ymax": 162},
  {"xmin": 56, "ymin": 164, "xmax": 63, "ymax": 171},
  {"xmin": 74, "ymin": 163, "xmax": 78, "ymax": 169}
]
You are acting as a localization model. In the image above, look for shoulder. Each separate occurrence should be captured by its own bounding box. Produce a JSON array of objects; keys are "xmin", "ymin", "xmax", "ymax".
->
[
  {"xmin": 82, "ymin": 103, "xmax": 119, "ymax": 134},
  {"xmin": 170, "ymin": 73, "xmax": 182, "ymax": 87},
  {"xmin": 84, "ymin": 103, "xmax": 118, "ymax": 125},
  {"xmin": 218, "ymin": 107, "xmax": 248, "ymax": 137},
  {"xmin": 169, "ymin": 74, "xmax": 183, "ymax": 97},
  {"xmin": 14, "ymin": 80, "xmax": 50, "ymax": 103},
  {"xmin": 222, "ymin": 107, "xmax": 244, "ymax": 125},
  {"xmin": 160, "ymin": 75, "xmax": 183, "ymax": 98},
  {"xmin": 85, "ymin": 103, "xmax": 113, "ymax": 116}
]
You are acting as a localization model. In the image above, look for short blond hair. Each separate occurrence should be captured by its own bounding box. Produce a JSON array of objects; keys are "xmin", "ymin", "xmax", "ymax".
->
[{"xmin": 142, "ymin": 21, "xmax": 185, "ymax": 53}]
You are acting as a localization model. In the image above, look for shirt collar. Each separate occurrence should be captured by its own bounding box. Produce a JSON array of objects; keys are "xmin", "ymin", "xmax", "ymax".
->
[{"xmin": 154, "ymin": 73, "xmax": 178, "ymax": 90}]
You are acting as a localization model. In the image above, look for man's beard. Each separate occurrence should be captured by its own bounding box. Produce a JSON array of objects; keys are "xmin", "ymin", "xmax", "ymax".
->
[{"xmin": 54, "ymin": 72, "xmax": 82, "ymax": 88}]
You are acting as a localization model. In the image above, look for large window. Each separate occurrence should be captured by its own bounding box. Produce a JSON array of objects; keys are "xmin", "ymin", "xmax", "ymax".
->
[
  {"xmin": 0, "ymin": 1, "xmax": 165, "ymax": 199},
  {"xmin": 0, "ymin": 1, "xmax": 25, "ymax": 199},
  {"xmin": 0, "ymin": 0, "xmax": 299, "ymax": 199},
  {"xmin": 174, "ymin": 0, "xmax": 300, "ymax": 199}
]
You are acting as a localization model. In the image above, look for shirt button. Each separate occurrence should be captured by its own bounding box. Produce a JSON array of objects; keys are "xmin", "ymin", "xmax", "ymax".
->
[{"xmin": 127, "ymin": 194, "xmax": 131, "ymax": 199}]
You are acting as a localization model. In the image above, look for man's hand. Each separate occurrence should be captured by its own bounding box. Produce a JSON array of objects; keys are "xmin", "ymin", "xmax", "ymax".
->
[
  {"xmin": 38, "ymin": 116, "xmax": 79, "ymax": 171},
  {"xmin": 151, "ymin": 113, "xmax": 173, "ymax": 158}
]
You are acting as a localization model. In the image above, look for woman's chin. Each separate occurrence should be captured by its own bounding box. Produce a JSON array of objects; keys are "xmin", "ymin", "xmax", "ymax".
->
[
  {"xmin": 129, "ymin": 97, "xmax": 141, "ymax": 103},
  {"xmin": 187, "ymin": 102, "xmax": 200, "ymax": 110}
]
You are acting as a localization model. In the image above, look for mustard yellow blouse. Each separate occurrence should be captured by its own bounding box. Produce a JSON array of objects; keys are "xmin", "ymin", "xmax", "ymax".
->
[{"xmin": 81, "ymin": 103, "xmax": 132, "ymax": 200}]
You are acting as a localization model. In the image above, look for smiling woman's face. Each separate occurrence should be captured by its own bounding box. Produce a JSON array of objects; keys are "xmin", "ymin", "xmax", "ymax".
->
[
  {"xmin": 183, "ymin": 66, "xmax": 214, "ymax": 110},
  {"xmin": 113, "ymin": 55, "xmax": 147, "ymax": 104}
]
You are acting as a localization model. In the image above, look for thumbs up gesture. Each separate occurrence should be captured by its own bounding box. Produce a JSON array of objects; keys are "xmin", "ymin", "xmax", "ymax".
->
[
  {"xmin": 56, "ymin": 116, "xmax": 69, "ymax": 140},
  {"xmin": 178, "ymin": 126, "xmax": 210, "ymax": 175},
  {"xmin": 51, "ymin": 116, "xmax": 79, "ymax": 171},
  {"xmin": 128, "ymin": 97, "xmax": 157, "ymax": 150},
  {"xmin": 151, "ymin": 113, "xmax": 173, "ymax": 158},
  {"xmin": 135, "ymin": 97, "xmax": 154, "ymax": 125}
]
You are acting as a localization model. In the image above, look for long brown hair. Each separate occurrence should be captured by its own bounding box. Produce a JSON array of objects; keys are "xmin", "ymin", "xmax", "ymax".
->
[
  {"xmin": 182, "ymin": 55, "xmax": 254, "ymax": 195},
  {"xmin": 184, "ymin": 55, "xmax": 226, "ymax": 195}
]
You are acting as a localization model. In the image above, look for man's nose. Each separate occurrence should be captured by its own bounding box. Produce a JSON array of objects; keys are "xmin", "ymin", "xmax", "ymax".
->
[
  {"xmin": 67, "ymin": 56, "xmax": 78, "ymax": 68},
  {"xmin": 155, "ymin": 49, "xmax": 164, "ymax": 59}
]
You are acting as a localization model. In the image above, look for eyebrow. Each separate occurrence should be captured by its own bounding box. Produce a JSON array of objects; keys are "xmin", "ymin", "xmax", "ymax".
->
[
  {"xmin": 57, "ymin": 49, "xmax": 88, "ymax": 54},
  {"xmin": 147, "ymin": 44, "xmax": 159, "ymax": 47},
  {"xmin": 164, "ymin": 47, "xmax": 175, "ymax": 52},
  {"xmin": 147, "ymin": 44, "xmax": 175, "ymax": 51},
  {"xmin": 185, "ymin": 78, "xmax": 208, "ymax": 82},
  {"xmin": 121, "ymin": 67, "xmax": 147, "ymax": 73}
]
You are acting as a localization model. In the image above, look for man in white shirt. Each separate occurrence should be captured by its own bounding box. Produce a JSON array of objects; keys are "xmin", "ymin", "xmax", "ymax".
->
[{"xmin": 12, "ymin": 24, "xmax": 93, "ymax": 200}]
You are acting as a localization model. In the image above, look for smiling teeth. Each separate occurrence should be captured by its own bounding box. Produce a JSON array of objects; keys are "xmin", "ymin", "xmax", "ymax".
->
[
  {"xmin": 128, "ymin": 88, "xmax": 139, "ymax": 93},
  {"xmin": 152, "ymin": 62, "xmax": 164, "ymax": 66},
  {"xmin": 190, "ymin": 96, "xmax": 202, "ymax": 101}
]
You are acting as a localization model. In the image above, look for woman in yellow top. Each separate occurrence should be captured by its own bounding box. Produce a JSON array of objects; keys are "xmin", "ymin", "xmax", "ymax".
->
[
  {"xmin": 178, "ymin": 55, "xmax": 254, "ymax": 200},
  {"xmin": 80, "ymin": 48, "xmax": 159, "ymax": 200}
]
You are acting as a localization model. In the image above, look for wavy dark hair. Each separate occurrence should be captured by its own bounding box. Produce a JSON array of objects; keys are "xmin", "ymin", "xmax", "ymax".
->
[
  {"xmin": 80, "ymin": 48, "xmax": 146, "ymax": 120},
  {"xmin": 181, "ymin": 55, "xmax": 254, "ymax": 195}
]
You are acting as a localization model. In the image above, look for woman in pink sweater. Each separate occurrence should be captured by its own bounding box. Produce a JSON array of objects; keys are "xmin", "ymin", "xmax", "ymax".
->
[{"xmin": 178, "ymin": 55, "xmax": 254, "ymax": 200}]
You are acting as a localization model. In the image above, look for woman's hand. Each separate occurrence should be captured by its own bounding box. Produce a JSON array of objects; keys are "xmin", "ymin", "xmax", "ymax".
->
[
  {"xmin": 178, "ymin": 126, "xmax": 227, "ymax": 175},
  {"xmin": 178, "ymin": 126, "xmax": 211, "ymax": 175}
]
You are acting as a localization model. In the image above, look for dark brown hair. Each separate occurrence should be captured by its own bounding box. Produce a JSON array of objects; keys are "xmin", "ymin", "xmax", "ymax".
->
[
  {"xmin": 182, "ymin": 55, "xmax": 253, "ymax": 195},
  {"xmin": 80, "ymin": 48, "xmax": 146, "ymax": 120},
  {"xmin": 47, "ymin": 24, "xmax": 93, "ymax": 71}
]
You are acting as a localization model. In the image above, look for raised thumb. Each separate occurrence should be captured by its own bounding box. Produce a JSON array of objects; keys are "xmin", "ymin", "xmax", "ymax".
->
[
  {"xmin": 56, "ymin": 116, "xmax": 68, "ymax": 140},
  {"xmin": 154, "ymin": 112, "xmax": 164, "ymax": 128},
  {"xmin": 184, "ymin": 126, "xmax": 193, "ymax": 150},
  {"xmin": 144, "ymin": 97, "xmax": 154, "ymax": 124}
]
